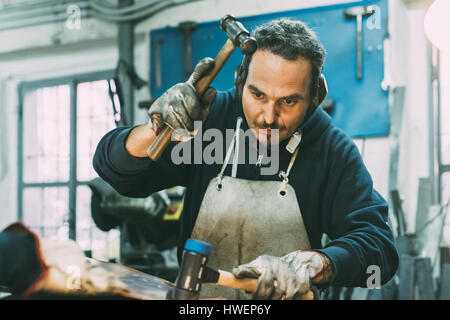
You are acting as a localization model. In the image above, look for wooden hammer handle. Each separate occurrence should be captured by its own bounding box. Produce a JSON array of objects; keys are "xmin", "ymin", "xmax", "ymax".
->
[
  {"xmin": 147, "ymin": 39, "xmax": 236, "ymax": 161},
  {"xmin": 217, "ymin": 270, "xmax": 316, "ymax": 300}
]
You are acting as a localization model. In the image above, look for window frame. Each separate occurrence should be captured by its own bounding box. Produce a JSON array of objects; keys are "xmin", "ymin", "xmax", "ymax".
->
[{"xmin": 17, "ymin": 70, "xmax": 115, "ymax": 240}]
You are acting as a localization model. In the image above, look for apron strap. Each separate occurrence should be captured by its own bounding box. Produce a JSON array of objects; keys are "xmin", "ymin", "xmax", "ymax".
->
[
  {"xmin": 217, "ymin": 122, "xmax": 302, "ymax": 196},
  {"xmin": 279, "ymin": 133, "xmax": 302, "ymax": 197},
  {"xmin": 286, "ymin": 146, "xmax": 300, "ymax": 177},
  {"xmin": 217, "ymin": 118, "xmax": 242, "ymax": 187},
  {"xmin": 231, "ymin": 117, "xmax": 243, "ymax": 178}
]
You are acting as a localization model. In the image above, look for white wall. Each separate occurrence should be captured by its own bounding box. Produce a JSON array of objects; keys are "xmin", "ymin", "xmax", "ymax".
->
[
  {"xmin": 392, "ymin": 0, "xmax": 434, "ymax": 233},
  {"xmin": 0, "ymin": 0, "xmax": 435, "ymax": 234}
]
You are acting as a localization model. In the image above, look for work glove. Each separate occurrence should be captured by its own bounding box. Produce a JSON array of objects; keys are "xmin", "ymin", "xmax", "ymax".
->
[
  {"xmin": 232, "ymin": 251, "xmax": 326, "ymax": 300},
  {"xmin": 3, "ymin": 222, "xmax": 129, "ymax": 298},
  {"xmin": 148, "ymin": 57, "xmax": 217, "ymax": 141}
]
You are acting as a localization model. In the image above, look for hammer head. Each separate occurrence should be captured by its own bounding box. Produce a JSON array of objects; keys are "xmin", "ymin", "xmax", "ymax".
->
[
  {"xmin": 344, "ymin": 5, "xmax": 375, "ymax": 19},
  {"xmin": 220, "ymin": 14, "xmax": 257, "ymax": 55},
  {"xmin": 179, "ymin": 21, "xmax": 197, "ymax": 33},
  {"xmin": 169, "ymin": 239, "xmax": 212, "ymax": 299}
]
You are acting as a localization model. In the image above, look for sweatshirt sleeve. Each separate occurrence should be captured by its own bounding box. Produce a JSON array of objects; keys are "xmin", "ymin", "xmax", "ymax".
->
[
  {"xmin": 93, "ymin": 126, "xmax": 189, "ymax": 198},
  {"xmin": 0, "ymin": 232, "xmax": 42, "ymax": 295},
  {"xmin": 316, "ymin": 132, "xmax": 399, "ymax": 288}
]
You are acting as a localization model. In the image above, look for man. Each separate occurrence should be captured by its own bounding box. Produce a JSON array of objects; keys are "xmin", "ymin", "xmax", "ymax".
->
[{"xmin": 93, "ymin": 18, "xmax": 399, "ymax": 300}]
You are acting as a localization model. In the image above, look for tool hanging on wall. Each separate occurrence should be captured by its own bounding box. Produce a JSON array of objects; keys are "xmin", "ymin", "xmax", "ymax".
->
[
  {"xmin": 391, "ymin": 190, "xmax": 407, "ymax": 237},
  {"xmin": 344, "ymin": 5, "xmax": 375, "ymax": 80},
  {"xmin": 108, "ymin": 59, "xmax": 149, "ymax": 126},
  {"xmin": 107, "ymin": 79, "xmax": 123, "ymax": 127},
  {"xmin": 179, "ymin": 21, "xmax": 198, "ymax": 76},
  {"xmin": 154, "ymin": 39, "xmax": 164, "ymax": 90}
]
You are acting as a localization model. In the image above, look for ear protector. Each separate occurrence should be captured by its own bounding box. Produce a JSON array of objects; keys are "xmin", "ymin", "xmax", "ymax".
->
[{"xmin": 234, "ymin": 53, "xmax": 328, "ymax": 119}]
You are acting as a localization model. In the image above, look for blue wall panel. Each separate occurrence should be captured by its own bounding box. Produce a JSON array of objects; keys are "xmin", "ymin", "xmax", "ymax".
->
[{"xmin": 150, "ymin": 0, "xmax": 389, "ymax": 137}]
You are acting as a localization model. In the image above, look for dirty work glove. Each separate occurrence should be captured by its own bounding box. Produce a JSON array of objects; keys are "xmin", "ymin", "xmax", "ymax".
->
[
  {"xmin": 3, "ymin": 222, "xmax": 129, "ymax": 298},
  {"xmin": 232, "ymin": 251, "xmax": 326, "ymax": 300},
  {"xmin": 148, "ymin": 57, "xmax": 217, "ymax": 141}
]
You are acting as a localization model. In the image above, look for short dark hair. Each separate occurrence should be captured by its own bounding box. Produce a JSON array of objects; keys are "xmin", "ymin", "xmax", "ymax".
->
[
  {"xmin": 236, "ymin": 18, "xmax": 326, "ymax": 104},
  {"xmin": 254, "ymin": 18, "xmax": 325, "ymax": 83}
]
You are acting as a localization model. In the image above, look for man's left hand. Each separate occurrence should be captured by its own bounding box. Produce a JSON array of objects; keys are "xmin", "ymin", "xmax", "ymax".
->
[{"xmin": 232, "ymin": 251, "xmax": 328, "ymax": 300}]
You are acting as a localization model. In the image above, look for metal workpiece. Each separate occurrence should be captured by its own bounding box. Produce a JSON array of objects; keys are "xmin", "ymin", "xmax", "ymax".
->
[{"xmin": 87, "ymin": 258, "xmax": 178, "ymax": 300}]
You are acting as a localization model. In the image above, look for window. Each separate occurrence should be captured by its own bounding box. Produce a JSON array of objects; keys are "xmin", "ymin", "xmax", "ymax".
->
[{"xmin": 18, "ymin": 72, "xmax": 120, "ymax": 260}]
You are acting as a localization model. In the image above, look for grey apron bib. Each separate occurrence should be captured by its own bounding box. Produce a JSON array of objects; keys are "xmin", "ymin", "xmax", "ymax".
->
[{"xmin": 191, "ymin": 119, "xmax": 311, "ymax": 299}]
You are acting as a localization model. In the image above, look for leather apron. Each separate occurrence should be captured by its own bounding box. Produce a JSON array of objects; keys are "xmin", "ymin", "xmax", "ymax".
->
[{"xmin": 191, "ymin": 120, "xmax": 311, "ymax": 299}]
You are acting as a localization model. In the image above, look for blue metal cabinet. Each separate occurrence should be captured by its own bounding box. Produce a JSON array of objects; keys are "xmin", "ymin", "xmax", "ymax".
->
[{"xmin": 150, "ymin": 0, "xmax": 389, "ymax": 137}]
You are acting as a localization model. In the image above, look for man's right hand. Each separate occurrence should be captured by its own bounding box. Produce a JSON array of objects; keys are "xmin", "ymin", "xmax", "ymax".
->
[{"xmin": 148, "ymin": 57, "xmax": 216, "ymax": 141}]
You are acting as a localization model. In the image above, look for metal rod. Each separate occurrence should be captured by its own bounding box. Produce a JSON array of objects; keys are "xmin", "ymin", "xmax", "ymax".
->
[
  {"xmin": 155, "ymin": 39, "xmax": 163, "ymax": 90},
  {"xmin": 0, "ymin": 0, "xmax": 73, "ymax": 14},
  {"xmin": 17, "ymin": 85, "xmax": 24, "ymax": 222},
  {"xmin": 0, "ymin": 11, "xmax": 89, "ymax": 32},
  {"xmin": 184, "ymin": 33, "xmax": 193, "ymax": 76},
  {"xmin": 69, "ymin": 81, "xmax": 77, "ymax": 240},
  {"xmin": 434, "ymin": 48, "xmax": 442, "ymax": 203},
  {"xmin": 356, "ymin": 13, "xmax": 363, "ymax": 80},
  {"xmin": 118, "ymin": 0, "xmax": 135, "ymax": 126},
  {"xmin": 0, "ymin": 2, "xmax": 88, "ymax": 22}
]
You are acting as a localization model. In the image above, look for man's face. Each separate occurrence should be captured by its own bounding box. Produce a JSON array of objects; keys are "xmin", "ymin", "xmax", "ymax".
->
[{"xmin": 241, "ymin": 50, "xmax": 312, "ymax": 145}]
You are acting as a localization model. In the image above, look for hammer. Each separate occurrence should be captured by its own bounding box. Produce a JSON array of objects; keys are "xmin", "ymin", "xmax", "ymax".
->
[
  {"xmin": 344, "ymin": 5, "xmax": 375, "ymax": 80},
  {"xmin": 146, "ymin": 14, "xmax": 257, "ymax": 161},
  {"xmin": 166, "ymin": 239, "xmax": 316, "ymax": 300}
]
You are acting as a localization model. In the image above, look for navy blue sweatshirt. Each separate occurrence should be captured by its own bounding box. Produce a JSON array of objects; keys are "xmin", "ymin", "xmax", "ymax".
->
[
  {"xmin": 93, "ymin": 87, "xmax": 399, "ymax": 288},
  {"xmin": 0, "ymin": 232, "xmax": 42, "ymax": 294}
]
